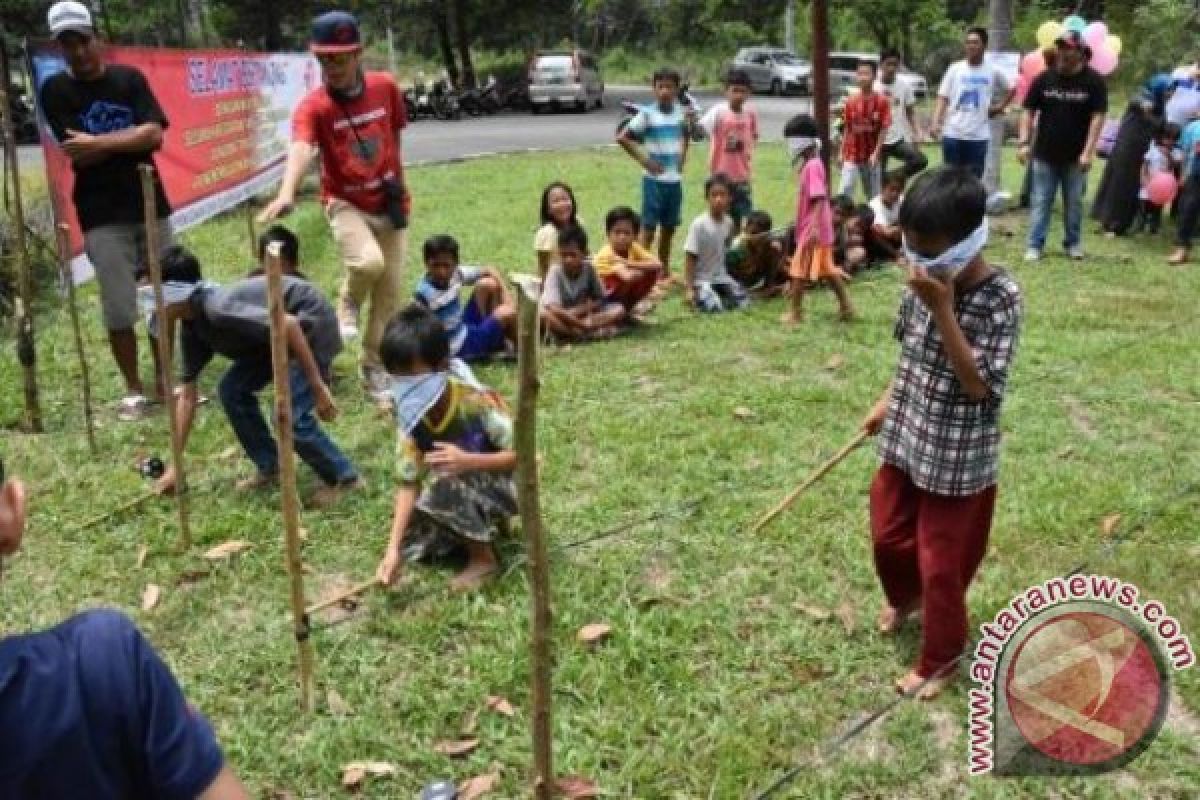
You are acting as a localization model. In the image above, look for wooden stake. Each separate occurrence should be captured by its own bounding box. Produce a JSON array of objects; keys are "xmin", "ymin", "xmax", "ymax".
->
[
  {"xmin": 304, "ymin": 577, "xmax": 380, "ymax": 617},
  {"xmin": 139, "ymin": 165, "xmax": 191, "ymax": 549},
  {"xmin": 0, "ymin": 79, "xmax": 43, "ymax": 432},
  {"xmin": 512, "ymin": 273, "xmax": 554, "ymax": 799},
  {"xmin": 244, "ymin": 200, "xmax": 257, "ymax": 261},
  {"xmin": 264, "ymin": 241, "xmax": 316, "ymax": 711},
  {"xmin": 750, "ymin": 429, "xmax": 870, "ymax": 535},
  {"xmin": 55, "ymin": 224, "xmax": 97, "ymax": 454}
]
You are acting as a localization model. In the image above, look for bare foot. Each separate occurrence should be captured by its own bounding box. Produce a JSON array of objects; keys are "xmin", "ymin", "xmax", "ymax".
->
[
  {"xmin": 1167, "ymin": 248, "xmax": 1189, "ymax": 266},
  {"xmin": 877, "ymin": 604, "xmax": 917, "ymax": 634},
  {"xmin": 308, "ymin": 477, "xmax": 366, "ymax": 510},
  {"xmin": 895, "ymin": 669, "xmax": 956, "ymax": 700},
  {"xmin": 450, "ymin": 560, "xmax": 498, "ymax": 592},
  {"xmin": 235, "ymin": 472, "xmax": 278, "ymax": 492}
]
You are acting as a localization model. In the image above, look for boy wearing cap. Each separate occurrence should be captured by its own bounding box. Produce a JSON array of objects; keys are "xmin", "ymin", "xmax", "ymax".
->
[
  {"xmin": 1018, "ymin": 30, "xmax": 1108, "ymax": 262},
  {"xmin": 38, "ymin": 0, "xmax": 172, "ymax": 421},
  {"xmin": 0, "ymin": 462, "xmax": 249, "ymax": 798},
  {"xmin": 260, "ymin": 10, "xmax": 410, "ymax": 406}
]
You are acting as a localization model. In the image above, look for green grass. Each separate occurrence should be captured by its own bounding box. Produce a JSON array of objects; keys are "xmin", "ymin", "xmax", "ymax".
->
[{"xmin": 2, "ymin": 144, "xmax": 1199, "ymax": 798}]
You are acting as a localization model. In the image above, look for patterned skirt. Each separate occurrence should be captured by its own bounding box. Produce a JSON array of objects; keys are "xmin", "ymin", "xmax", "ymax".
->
[{"xmin": 401, "ymin": 471, "xmax": 518, "ymax": 563}]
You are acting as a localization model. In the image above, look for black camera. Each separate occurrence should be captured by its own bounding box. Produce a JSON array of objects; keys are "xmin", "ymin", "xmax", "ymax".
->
[{"xmin": 382, "ymin": 177, "xmax": 408, "ymax": 230}]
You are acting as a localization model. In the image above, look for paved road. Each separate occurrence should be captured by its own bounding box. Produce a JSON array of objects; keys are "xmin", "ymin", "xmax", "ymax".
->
[{"xmin": 17, "ymin": 87, "xmax": 811, "ymax": 171}]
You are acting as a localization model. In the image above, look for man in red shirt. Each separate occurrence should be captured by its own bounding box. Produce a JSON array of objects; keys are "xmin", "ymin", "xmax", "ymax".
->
[
  {"xmin": 260, "ymin": 10, "xmax": 409, "ymax": 401},
  {"xmin": 839, "ymin": 61, "xmax": 892, "ymax": 201}
]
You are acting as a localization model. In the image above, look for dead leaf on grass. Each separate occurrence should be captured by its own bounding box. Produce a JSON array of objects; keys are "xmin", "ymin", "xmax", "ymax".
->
[
  {"xmin": 141, "ymin": 584, "xmax": 162, "ymax": 611},
  {"xmin": 793, "ymin": 602, "xmax": 832, "ymax": 621},
  {"xmin": 733, "ymin": 406, "xmax": 757, "ymax": 421},
  {"xmin": 340, "ymin": 761, "xmax": 395, "ymax": 789},
  {"xmin": 556, "ymin": 775, "xmax": 601, "ymax": 798},
  {"xmin": 136, "ymin": 545, "xmax": 149, "ymax": 569},
  {"xmin": 326, "ymin": 688, "xmax": 352, "ymax": 717},
  {"xmin": 835, "ymin": 602, "xmax": 858, "ymax": 634},
  {"xmin": 1101, "ymin": 513, "xmax": 1122, "ymax": 537},
  {"xmin": 485, "ymin": 695, "xmax": 516, "ymax": 717},
  {"xmin": 460, "ymin": 708, "xmax": 480, "ymax": 736},
  {"xmin": 203, "ymin": 540, "xmax": 252, "ymax": 560},
  {"xmin": 577, "ymin": 622, "xmax": 613, "ymax": 645},
  {"xmin": 459, "ymin": 772, "xmax": 501, "ymax": 800},
  {"xmin": 434, "ymin": 738, "xmax": 479, "ymax": 758},
  {"xmin": 825, "ymin": 354, "xmax": 846, "ymax": 371},
  {"xmin": 218, "ymin": 446, "xmax": 240, "ymax": 461}
]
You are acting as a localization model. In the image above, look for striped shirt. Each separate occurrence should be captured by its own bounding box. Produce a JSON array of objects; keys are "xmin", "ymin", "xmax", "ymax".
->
[
  {"xmin": 627, "ymin": 103, "xmax": 686, "ymax": 183},
  {"xmin": 413, "ymin": 265, "xmax": 484, "ymax": 355}
]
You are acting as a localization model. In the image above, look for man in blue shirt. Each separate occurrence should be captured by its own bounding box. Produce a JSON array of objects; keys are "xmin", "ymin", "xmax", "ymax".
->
[
  {"xmin": 0, "ymin": 462, "xmax": 248, "ymax": 798},
  {"xmin": 1169, "ymin": 118, "xmax": 1200, "ymax": 266}
]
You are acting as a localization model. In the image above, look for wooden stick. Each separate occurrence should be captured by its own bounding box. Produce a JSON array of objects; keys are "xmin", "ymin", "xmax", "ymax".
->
[
  {"xmin": 244, "ymin": 200, "xmax": 257, "ymax": 261},
  {"xmin": 749, "ymin": 429, "xmax": 870, "ymax": 535},
  {"xmin": 0, "ymin": 78, "xmax": 43, "ymax": 432},
  {"xmin": 55, "ymin": 224, "xmax": 97, "ymax": 454},
  {"xmin": 69, "ymin": 489, "xmax": 157, "ymax": 533},
  {"xmin": 264, "ymin": 241, "xmax": 316, "ymax": 711},
  {"xmin": 304, "ymin": 577, "xmax": 380, "ymax": 617},
  {"xmin": 139, "ymin": 165, "xmax": 190, "ymax": 550},
  {"xmin": 512, "ymin": 273, "xmax": 554, "ymax": 799}
]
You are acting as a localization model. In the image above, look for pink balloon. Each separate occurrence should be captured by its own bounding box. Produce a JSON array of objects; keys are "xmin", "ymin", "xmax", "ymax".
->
[
  {"xmin": 1083, "ymin": 21, "xmax": 1108, "ymax": 49},
  {"xmin": 1014, "ymin": 73, "xmax": 1032, "ymax": 104},
  {"xmin": 1021, "ymin": 50, "xmax": 1046, "ymax": 78},
  {"xmin": 1147, "ymin": 173, "xmax": 1179, "ymax": 206},
  {"xmin": 1091, "ymin": 45, "xmax": 1118, "ymax": 76}
]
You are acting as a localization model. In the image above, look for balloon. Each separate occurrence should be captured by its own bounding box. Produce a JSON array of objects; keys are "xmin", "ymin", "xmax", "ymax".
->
[
  {"xmin": 1091, "ymin": 45, "xmax": 1118, "ymax": 76},
  {"xmin": 1106, "ymin": 34, "xmax": 1122, "ymax": 55},
  {"xmin": 1083, "ymin": 21, "xmax": 1108, "ymax": 48},
  {"xmin": 1064, "ymin": 15, "xmax": 1087, "ymax": 33},
  {"xmin": 1014, "ymin": 73, "xmax": 1032, "ymax": 105},
  {"xmin": 1037, "ymin": 20, "xmax": 1064, "ymax": 50},
  {"xmin": 1147, "ymin": 173, "xmax": 1179, "ymax": 206},
  {"xmin": 1021, "ymin": 50, "xmax": 1046, "ymax": 79}
]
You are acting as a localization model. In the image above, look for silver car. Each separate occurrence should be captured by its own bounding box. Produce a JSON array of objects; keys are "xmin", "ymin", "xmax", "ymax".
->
[
  {"xmin": 729, "ymin": 47, "xmax": 812, "ymax": 96},
  {"xmin": 528, "ymin": 49, "xmax": 605, "ymax": 113},
  {"xmin": 829, "ymin": 52, "xmax": 928, "ymax": 99}
]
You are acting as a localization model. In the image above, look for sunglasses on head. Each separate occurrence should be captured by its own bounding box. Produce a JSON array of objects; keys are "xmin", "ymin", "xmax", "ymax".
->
[{"xmin": 317, "ymin": 52, "xmax": 355, "ymax": 67}]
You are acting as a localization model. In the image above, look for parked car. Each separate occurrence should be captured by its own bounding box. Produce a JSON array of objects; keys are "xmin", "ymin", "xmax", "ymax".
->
[
  {"xmin": 829, "ymin": 51, "xmax": 927, "ymax": 99},
  {"xmin": 528, "ymin": 49, "xmax": 605, "ymax": 113},
  {"xmin": 729, "ymin": 47, "xmax": 811, "ymax": 96}
]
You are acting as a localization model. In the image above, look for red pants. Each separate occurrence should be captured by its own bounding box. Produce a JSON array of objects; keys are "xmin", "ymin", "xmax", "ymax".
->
[
  {"xmin": 869, "ymin": 463, "xmax": 997, "ymax": 677},
  {"xmin": 602, "ymin": 269, "xmax": 659, "ymax": 310}
]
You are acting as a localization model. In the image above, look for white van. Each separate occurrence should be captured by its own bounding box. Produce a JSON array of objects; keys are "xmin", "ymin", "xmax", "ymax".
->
[{"xmin": 528, "ymin": 50, "xmax": 605, "ymax": 113}]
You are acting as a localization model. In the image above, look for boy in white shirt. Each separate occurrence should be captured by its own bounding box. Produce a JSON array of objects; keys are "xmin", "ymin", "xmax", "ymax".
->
[{"xmin": 931, "ymin": 27, "xmax": 1012, "ymax": 179}]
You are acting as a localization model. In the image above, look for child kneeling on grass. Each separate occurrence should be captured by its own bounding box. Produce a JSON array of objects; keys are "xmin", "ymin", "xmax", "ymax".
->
[
  {"xmin": 414, "ymin": 234, "xmax": 516, "ymax": 363},
  {"xmin": 540, "ymin": 225, "xmax": 629, "ymax": 341},
  {"xmin": 684, "ymin": 173, "xmax": 749, "ymax": 313},
  {"xmin": 862, "ymin": 167, "xmax": 1022, "ymax": 700},
  {"xmin": 376, "ymin": 306, "xmax": 517, "ymax": 592}
]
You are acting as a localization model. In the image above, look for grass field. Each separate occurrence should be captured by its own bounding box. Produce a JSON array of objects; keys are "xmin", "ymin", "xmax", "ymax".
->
[{"xmin": 2, "ymin": 143, "xmax": 1198, "ymax": 798}]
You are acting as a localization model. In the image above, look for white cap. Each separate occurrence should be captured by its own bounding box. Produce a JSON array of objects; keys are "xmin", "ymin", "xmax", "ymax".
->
[{"xmin": 48, "ymin": 1, "xmax": 95, "ymax": 38}]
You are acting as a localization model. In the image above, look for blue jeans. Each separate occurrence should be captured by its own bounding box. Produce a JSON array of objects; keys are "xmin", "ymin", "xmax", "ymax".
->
[
  {"xmin": 1027, "ymin": 159, "xmax": 1086, "ymax": 252},
  {"xmin": 219, "ymin": 360, "xmax": 358, "ymax": 487},
  {"xmin": 941, "ymin": 138, "xmax": 988, "ymax": 179}
]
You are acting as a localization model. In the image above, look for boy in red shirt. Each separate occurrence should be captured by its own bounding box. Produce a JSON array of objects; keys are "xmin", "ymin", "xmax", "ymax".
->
[
  {"xmin": 260, "ymin": 10, "xmax": 409, "ymax": 404},
  {"xmin": 839, "ymin": 61, "xmax": 891, "ymax": 201}
]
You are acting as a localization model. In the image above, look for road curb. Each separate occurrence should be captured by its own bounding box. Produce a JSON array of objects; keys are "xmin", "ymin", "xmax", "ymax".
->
[{"xmin": 405, "ymin": 143, "xmax": 620, "ymax": 169}]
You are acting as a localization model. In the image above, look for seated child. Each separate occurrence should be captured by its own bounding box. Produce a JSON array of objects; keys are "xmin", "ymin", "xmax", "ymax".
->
[
  {"xmin": 375, "ymin": 305, "xmax": 517, "ymax": 592},
  {"xmin": 867, "ymin": 169, "xmax": 907, "ymax": 262},
  {"xmin": 534, "ymin": 181, "xmax": 579, "ymax": 278},
  {"xmin": 413, "ymin": 235, "xmax": 515, "ymax": 363},
  {"xmin": 725, "ymin": 209, "xmax": 788, "ymax": 294},
  {"xmin": 684, "ymin": 173, "xmax": 749, "ymax": 313},
  {"xmin": 592, "ymin": 206, "xmax": 662, "ymax": 313},
  {"xmin": 832, "ymin": 194, "xmax": 869, "ymax": 275},
  {"xmin": 540, "ymin": 225, "xmax": 628, "ymax": 341}
]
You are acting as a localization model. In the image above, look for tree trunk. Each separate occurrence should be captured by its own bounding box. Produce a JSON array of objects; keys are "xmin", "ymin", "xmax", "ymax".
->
[
  {"xmin": 452, "ymin": 0, "xmax": 476, "ymax": 88},
  {"xmin": 433, "ymin": 2, "xmax": 459, "ymax": 86},
  {"xmin": 983, "ymin": 0, "xmax": 1013, "ymax": 195}
]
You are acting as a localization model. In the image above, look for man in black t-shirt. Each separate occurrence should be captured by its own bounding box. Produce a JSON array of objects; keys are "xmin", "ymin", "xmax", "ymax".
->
[
  {"xmin": 1017, "ymin": 30, "xmax": 1108, "ymax": 262},
  {"xmin": 38, "ymin": 1, "xmax": 173, "ymax": 421}
]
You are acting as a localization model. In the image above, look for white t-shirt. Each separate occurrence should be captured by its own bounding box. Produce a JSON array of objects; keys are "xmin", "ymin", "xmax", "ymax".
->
[
  {"xmin": 938, "ymin": 60, "xmax": 1009, "ymax": 141},
  {"xmin": 683, "ymin": 211, "xmax": 735, "ymax": 285},
  {"xmin": 1140, "ymin": 144, "xmax": 1171, "ymax": 200},
  {"xmin": 876, "ymin": 78, "xmax": 916, "ymax": 145},
  {"xmin": 869, "ymin": 195, "xmax": 901, "ymax": 228}
]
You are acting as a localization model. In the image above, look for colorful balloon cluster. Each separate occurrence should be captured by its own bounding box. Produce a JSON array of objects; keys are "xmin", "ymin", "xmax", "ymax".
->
[{"xmin": 1022, "ymin": 15, "xmax": 1123, "ymax": 79}]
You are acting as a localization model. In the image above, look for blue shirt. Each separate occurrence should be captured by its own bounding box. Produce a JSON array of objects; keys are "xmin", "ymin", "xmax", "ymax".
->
[
  {"xmin": 0, "ymin": 610, "xmax": 225, "ymax": 799},
  {"xmin": 1181, "ymin": 119, "xmax": 1200, "ymax": 179},
  {"xmin": 627, "ymin": 103, "xmax": 686, "ymax": 182},
  {"xmin": 413, "ymin": 266, "xmax": 484, "ymax": 356}
]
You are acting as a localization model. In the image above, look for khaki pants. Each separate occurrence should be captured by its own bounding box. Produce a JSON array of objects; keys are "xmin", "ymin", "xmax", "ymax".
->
[{"xmin": 326, "ymin": 199, "xmax": 407, "ymax": 369}]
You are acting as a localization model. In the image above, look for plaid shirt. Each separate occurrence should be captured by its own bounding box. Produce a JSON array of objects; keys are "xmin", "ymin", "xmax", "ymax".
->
[{"xmin": 878, "ymin": 270, "xmax": 1022, "ymax": 496}]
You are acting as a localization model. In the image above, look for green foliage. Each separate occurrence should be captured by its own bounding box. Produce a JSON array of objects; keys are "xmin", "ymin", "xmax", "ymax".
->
[{"xmin": 1128, "ymin": 0, "xmax": 1200, "ymax": 79}]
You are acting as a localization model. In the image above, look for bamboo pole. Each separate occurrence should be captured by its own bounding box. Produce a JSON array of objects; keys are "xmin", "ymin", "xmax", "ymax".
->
[
  {"xmin": 55, "ymin": 224, "xmax": 97, "ymax": 454},
  {"xmin": 0, "ymin": 79, "xmax": 43, "ymax": 432},
  {"xmin": 264, "ymin": 241, "xmax": 316, "ymax": 711},
  {"xmin": 512, "ymin": 273, "xmax": 554, "ymax": 799},
  {"xmin": 749, "ymin": 429, "xmax": 869, "ymax": 535},
  {"xmin": 139, "ymin": 165, "xmax": 191, "ymax": 549}
]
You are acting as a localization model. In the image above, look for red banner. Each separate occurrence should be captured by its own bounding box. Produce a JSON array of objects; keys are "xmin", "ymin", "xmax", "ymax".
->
[{"xmin": 31, "ymin": 44, "xmax": 320, "ymax": 282}]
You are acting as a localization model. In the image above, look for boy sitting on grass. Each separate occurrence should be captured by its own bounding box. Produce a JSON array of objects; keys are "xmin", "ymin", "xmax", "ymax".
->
[
  {"xmin": 540, "ymin": 225, "xmax": 629, "ymax": 341},
  {"xmin": 867, "ymin": 169, "xmax": 907, "ymax": 262},
  {"xmin": 862, "ymin": 167, "xmax": 1022, "ymax": 700},
  {"xmin": 375, "ymin": 306, "xmax": 517, "ymax": 592},
  {"xmin": 684, "ymin": 173, "xmax": 748, "ymax": 313},
  {"xmin": 592, "ymin": 206, "xmax": 662, "ymax": 314},
  {"xmin": 414, "ymin": 235, "xmax": 516, "ymax": 363},
  {"xmin": 725, "ymin": 210, "xmax": 788, "ymax": 295}
]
